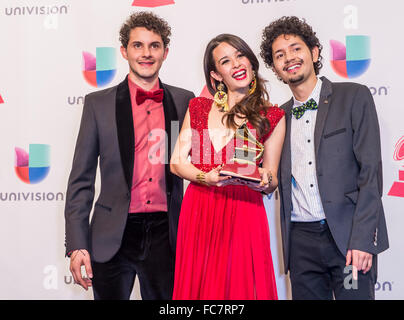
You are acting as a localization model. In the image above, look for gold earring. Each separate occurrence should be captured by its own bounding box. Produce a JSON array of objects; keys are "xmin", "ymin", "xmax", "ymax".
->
[
  {"xmin": 248, "ymin": 72, "xmax": 257, "ymax": 95},
  {"xmin": 214, "ymin": 82, "xmax": 229, "ymax": 112}
]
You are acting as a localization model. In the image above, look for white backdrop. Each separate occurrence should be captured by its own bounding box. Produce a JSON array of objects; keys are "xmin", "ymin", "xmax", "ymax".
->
[{"xmin": 0, "ymin": 0, "xmax": 402, "ymax": 300}]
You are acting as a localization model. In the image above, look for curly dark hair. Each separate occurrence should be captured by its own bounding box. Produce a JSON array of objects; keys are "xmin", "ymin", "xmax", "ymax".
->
[
  {"xmin": 260, "ymin": 16, "xmax": 323, "ymax": 75},
  {"xmin": 119, "ymin": 11, "xmax": 171, "ymax": 48}
]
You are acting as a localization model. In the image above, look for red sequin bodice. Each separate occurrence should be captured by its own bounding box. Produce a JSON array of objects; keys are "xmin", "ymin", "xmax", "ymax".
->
[{"xmin": 188, "ymin": 97, "xmax": 285, "ymax": 173}]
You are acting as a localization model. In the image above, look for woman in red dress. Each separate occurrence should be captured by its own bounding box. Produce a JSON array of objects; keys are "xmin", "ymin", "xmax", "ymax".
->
[{"xmin": 170, "ymin": 34, "xmax": 285, "ymax": 300}]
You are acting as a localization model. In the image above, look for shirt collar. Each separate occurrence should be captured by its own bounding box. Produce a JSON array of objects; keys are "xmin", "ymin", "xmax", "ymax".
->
[{"xmin": 293, "ymin": 77, "xmax": 322, "ymax": 108}]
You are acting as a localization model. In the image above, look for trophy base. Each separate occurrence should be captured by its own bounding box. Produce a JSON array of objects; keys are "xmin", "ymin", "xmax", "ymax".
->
[{"xmin": 220, "ymin": 162, "xmax": 261, "ymax": 183}]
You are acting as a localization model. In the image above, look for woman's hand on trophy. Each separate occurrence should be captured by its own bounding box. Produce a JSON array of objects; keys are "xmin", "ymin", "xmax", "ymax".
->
[{"xmin": 205, "ymin": 164, "xmax": 232, "ymax": 187}]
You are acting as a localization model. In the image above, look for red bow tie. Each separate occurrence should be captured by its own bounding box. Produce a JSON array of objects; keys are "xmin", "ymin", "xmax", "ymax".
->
[{"xmin": 135, "ymin": 88, "xmax": 164, "ymax": 105}]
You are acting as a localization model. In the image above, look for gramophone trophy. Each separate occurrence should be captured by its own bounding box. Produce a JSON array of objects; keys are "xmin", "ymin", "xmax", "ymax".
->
[{"xmin": 220, "ymin": 122, "xmax": 263, "ymax": 184}]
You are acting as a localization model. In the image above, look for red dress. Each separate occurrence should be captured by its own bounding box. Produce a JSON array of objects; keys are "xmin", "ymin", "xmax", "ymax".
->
[{"xmin": 173, "ymin": 97, "xmax": 285, "ymax": 300}]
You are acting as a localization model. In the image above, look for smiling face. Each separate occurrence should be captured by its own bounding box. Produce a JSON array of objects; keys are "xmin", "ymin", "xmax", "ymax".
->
[
  {"xmin": 271, "ymin": 34, "xmax": 318, "ymax": 87},
  {"xmin": 120, "ymin": 27, "xmax": 168, "ymax": 85},
  {"xmin": 210, "ymin": 42, "xmax": 254, "ymax": 95}
]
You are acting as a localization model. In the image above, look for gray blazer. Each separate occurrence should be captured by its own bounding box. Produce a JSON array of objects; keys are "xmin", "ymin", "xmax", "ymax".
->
[
  {"xmin": 278, "ymin": 76, "xmax": 389, "ymax": 274},
  {"xmin": 64, "ymin": 76, "xmax": 195, "ymax": 263}
]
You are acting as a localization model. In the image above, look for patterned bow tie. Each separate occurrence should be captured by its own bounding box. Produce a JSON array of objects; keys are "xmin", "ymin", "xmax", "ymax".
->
[
  {"xmin": 135, "ymin": 88, "xmax": 164, "ymax": 105},
  {"xmin": 292, "ymin": 98, "xmax": 318, "ymax": 119}
]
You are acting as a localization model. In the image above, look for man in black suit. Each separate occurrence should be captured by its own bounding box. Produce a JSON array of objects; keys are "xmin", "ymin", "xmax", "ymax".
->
[
  {"xmin": 65, "ymin": 11, "xmax": 194, "ymax": 299},
  {"xmin": 260, "ymin": 16, "xmax": 388, "ymax": 299}
]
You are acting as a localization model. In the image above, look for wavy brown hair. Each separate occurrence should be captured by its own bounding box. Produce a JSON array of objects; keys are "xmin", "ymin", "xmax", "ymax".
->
[
  {"xmin": 204, "ymin": 34, "xmax": 271, "ymax": 138},
  {"xmin": 119, "ymin": 11, "xmax": 171, "ymax": 48}
]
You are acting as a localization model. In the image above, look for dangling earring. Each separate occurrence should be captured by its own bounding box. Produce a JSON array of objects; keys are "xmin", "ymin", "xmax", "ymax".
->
[
  {"xmin": 248, "ymin": 71, "xmax": 257, "ymax": 95},
  {"xmin": 214, "ymin": 82, "xmax": 229, "ymax": 112}
]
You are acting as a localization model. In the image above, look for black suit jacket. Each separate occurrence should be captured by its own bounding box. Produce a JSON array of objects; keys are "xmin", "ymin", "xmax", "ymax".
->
[
  {"xmin": 64, "ymin": 76, "xmax": 195, "ymax": 262},
  {"xmin": 278, "ymin": 76, "xmax": 389, "ymax": 274}
]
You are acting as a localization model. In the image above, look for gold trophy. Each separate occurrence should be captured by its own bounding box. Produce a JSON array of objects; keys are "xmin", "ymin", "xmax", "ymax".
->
[{"xmin": 220, "ymin": 122, "xmax": 263, "ymax": 183}]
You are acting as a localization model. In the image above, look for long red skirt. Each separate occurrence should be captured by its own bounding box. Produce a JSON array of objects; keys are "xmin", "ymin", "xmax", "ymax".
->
[{"xmin": 173, "ymin": 183, "xmax": 278, "ymax": 300}]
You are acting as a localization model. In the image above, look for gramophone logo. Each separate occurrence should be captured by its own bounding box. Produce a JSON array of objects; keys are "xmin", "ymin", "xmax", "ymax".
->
[
  {"xmin": 330, "ymin": 35, "xmax": 371, "ymax": 79},
  {"xmin": 388, "ymin": 136, "xmax": 404, "ymax": 198},
  {"xmin": 132, "ymin": 0, "xmax": 175, "ymax": 7}
]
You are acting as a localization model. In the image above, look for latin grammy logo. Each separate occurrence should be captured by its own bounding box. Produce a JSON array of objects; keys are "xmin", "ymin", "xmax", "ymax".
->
[
  {"xmin": 132, "ymin": 0, "xmax": 175, "ymax": 7},
  {"xmin": 388, "ymin": 136, "xmax": 404, "ymax": 198}
]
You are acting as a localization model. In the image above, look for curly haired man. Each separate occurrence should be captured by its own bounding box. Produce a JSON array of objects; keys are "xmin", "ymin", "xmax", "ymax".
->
[
  {"xmin": 65, "ymin": 11, "xmax": 195, "ymax": 300},
  {"xmin": 260, "ymin": 16, "xmax": 388, "ymax": 300}
]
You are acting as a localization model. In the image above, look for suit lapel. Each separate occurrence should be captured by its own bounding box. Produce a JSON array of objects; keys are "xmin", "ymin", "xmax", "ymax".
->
[
  {"xmin": 281, "ymin": 98, "xmax": 293, "ymax": 181},
  {"xmin": 279, "ymin": 97, "xmax": 294, "ymax": 224},
  {"xmin": 160, "ymin": 80, "xmax": 178, "ymax": 194},
  {"xmin": 314, "ymin": 77, "xmax": 333, "ymax": 159},
  {"xmin": 115, "ymin": 75, "xmax": 134, "ymax": 190}
]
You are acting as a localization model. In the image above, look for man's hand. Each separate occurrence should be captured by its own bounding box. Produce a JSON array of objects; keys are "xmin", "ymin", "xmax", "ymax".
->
[
  {"xmin": 346, "ymin": 249, "xmax": 373, "ymax": 281},
  {"xmin": 69, "ymin": 249, "xmax": 93, "ymax": 290}
]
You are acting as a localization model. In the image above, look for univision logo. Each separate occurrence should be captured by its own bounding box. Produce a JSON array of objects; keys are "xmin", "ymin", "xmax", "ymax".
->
[
  {"xmin": 82, "ymin": 47, "xmax": 116, "ymax": 88},
  {"xmin": 15, "ymin": 144, "xmax": 50, "ymax": 184},
  {"xmin": 330, "ymin": 35, "xmax": 371, "ymax": 79},
  {"xmin": 375, "ymin": 280, "xmax": 393, "ymax": 292},
  {"xmin": 4, "ymin": 5, "xmax": 68, "ymax": 16},
  {"xmin": 132, "ymin": 0, "xmax": 175, "ymax": 7}
]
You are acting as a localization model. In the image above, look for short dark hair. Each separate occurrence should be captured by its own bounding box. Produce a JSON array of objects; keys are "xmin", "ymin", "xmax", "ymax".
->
[
  {"xmin": 260, "ymin": 16, "xmax": 323, "ymax": 75},
  {"xmin": 119, "ymin": 11, "xmax": 171, "ymax": 48}
]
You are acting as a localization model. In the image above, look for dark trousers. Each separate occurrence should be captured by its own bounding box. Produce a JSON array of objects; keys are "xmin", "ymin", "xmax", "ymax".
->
[
  {"xmin": 91, "ymin": 212, "xmax": 174, "ymax": 300},
  {"xmin": 289, "ymin": 220, "xmax": 377, "ymax": 300}
]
